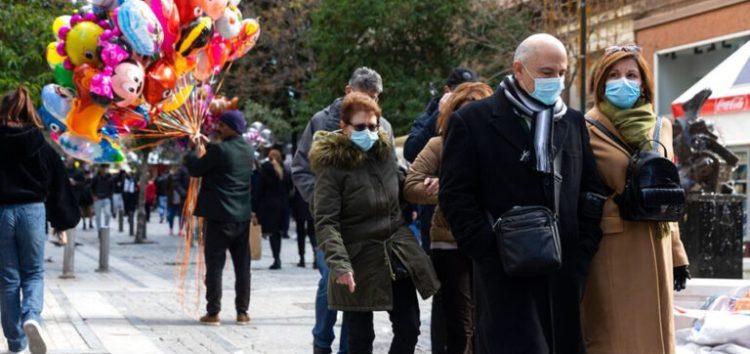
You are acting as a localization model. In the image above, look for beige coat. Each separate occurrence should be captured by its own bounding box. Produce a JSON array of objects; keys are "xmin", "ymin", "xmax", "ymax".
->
[
  {"xmin": 403, "ymin": 137, "xmax": 454, "ymax": 243},
  {"xmin": 582, "ymin": 107, "xmax": 689, "ymax": 354}
]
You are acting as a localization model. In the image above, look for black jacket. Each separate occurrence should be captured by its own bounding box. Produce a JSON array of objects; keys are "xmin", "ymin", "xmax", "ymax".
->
[
  {"xmin": 252, "ymin": 161, "xmax": 291, "ymax": 233},
  {"xmin": 91, "ymin": 173, "xmax": 113, "ymax": 199},
  {"xmin": 439, "ymin": 89, "xmax": 605, "ymax": 354},
  {"xmin": 403, "ymin": 96, "xmax": 439, "ymax": 163},
  {"xmin": 0, "ymin": 126, "xmax": 80, "ymax": 230}
]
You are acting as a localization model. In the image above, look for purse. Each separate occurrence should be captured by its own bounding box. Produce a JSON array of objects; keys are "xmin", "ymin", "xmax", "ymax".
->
[{"xmin": 488, "ymin": 151, "xmax": 563, "ymax": 277}]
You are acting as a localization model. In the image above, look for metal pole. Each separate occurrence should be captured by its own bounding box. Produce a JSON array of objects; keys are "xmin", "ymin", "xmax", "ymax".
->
[
  {"xmin": 118, "ymin": 209, "xmax": 124, "ymax": 233},
  {"xmin": 579, "ymin": 0, "xmax": 587, "ymax": 110},
  {"xmin": 60, "ymin": 230, "xmax": 76, "ymax": 279},
  {"xmin": 97, "ymin": 228, "xmax": 110, "ymax": 272}
]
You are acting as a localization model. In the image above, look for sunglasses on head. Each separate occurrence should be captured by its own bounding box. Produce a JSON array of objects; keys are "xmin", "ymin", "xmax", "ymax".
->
[
  {"xmin": 605, "ymin": 45, "xmax": 642, "ymax": 56},
  {"xmin": 351, "ymin": 123, "xmax": 379, "ymax": 132}
]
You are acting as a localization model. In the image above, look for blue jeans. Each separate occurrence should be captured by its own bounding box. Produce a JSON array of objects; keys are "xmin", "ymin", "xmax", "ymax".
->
[
  {"xmin": 0, "ymin": 203, "xmax": 46, "ymax": 352},
  {"xmin": 158, "ymin": 196, "xmax": 167, "ymax": 220},
  {"xmin": 313, "ymin": 249, "xmax": 349, "ymax": 353}
]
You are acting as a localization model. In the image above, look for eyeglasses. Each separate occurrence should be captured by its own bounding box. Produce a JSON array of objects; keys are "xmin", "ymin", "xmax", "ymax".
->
[
  {"xmin": 605, "ymin": 45, "xmax": 642, "ymax": 56},
  {"xmin": 351, "ymin": 123, "xmax": 379, "ymax": 132}
]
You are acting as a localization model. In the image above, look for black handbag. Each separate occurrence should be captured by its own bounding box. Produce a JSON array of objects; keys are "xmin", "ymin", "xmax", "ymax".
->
[
  {"xmin": 586, "ymin": 116, "xmax": 685, "ymax": 222},
  {"xmin": 488, "ymin": 152, "xmax": 563, "ymax": 277}
]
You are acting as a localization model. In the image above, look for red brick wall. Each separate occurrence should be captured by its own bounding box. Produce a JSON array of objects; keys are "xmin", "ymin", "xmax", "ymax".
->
[{"xmin": 636, "ymin": 1, "xmax": 750, "ymax": 69}]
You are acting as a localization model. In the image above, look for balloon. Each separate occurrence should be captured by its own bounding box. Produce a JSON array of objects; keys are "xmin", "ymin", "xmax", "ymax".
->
[
  {"xmin": 250, "ymin": 121, "xmax": 264, "ymax": 131},
  {"xmin": 216, "ymin": 6, "xmax": 242, "ymax": 39},
  {"xmin": 52, "ymin": 16, "xmax": 71, "ymax": 36},
  {"xmin": 53, "ymin": 65, "xmax": 75, "ymax": 89},
  {"xmin": 116, "ymin": 0, "xmax": 165, "ymax": 56},
  {"xmin": 144, "ymin": 57, "xmax": 178, "ymax": 105},
  {"xmin": 193, "ymin": 49, "xmax": 213, "ymax": 82},
  {"xmin": 173, "ymin": 53, "xmax": 197, "ymax": 76},
  {"xmin": 228, "ymin": 18, "xmax": 260, "ymax": 61},
  {"xmin": 207, "ymin": 34, "xmax": 229, "ymax": 69},
  {"xmin": 106, "ymin": 106, "xmax": 149, "ymax": 133},
  {"xmin": 67, "ymin": 65, "xmax": 107, "ymax": 142},
  {"xmin": 109, "ymin": 61, "xmax": 146, "ymax": 107},
  {"xmin": 38, "ymin": 106, "xmax": 66, "ymax": 142},
  {"xmin": 150, "ymin": 0, "xmax": 181, "ymax": 54},
  {"xmin": 63, "ymin": 21, "xmax": 105, "ymax": 67},
  {"xmin": 229, "ymin": 0, "xmax": 241, "ymax": 6},
  {"xmin": 58, "ymin": 133, "xmax": 125, "ymax": 164},
  {"xmin": 90, "ymin": 31, "xmax": 133, "ymax": 106},
  {"xmin": 41, "ymin": 84, "xmax": 75, "ymax": 122},
  {"xmin": 90, "ymin": 0, "xmax": 120, "ymax": 12},
  {"xmin": 162, "ymin": 84, "xmax": 193, "ymax": 112},
  {"xmin": 46, "ymin": 42, "xmax": 66, "ymax": 69},
  {"xmin": 175, "ymin": 0, "xmax": 201, "ymax": 26},
  {"xmin": 175, "ymin": 16, "xmax": 213, "ymax": 58},
  {"xmin": 194, "ymin": 0, "xmax": 228, "ymax": 20},
  {"xmin": 208, "ymin": 95, "xmax": 238, "ymax": 115}
]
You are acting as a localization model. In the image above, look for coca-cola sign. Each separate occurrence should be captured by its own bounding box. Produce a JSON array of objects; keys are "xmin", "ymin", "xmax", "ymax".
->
[{"xmin": 713, "ymin": 96, "xmax": 747, "ymax": 114}]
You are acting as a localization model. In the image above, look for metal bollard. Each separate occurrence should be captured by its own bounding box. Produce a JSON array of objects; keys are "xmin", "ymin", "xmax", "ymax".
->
[
  {"xmin": 97, "ymin": 227, "xmax": 110, "ymax": 272},
  {"xmin": 128, "ymin": 212, "xmax": 134, "ymax": 236},
  {"xmin": 60, "ymin": 230, "xmax": 76, "ymax": 279},
  {"xmin": 118, "ymin": 210, "xmax": 124, "ymax": 233}
]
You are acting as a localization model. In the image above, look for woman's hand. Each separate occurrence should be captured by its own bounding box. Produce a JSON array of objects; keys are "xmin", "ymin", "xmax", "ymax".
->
[
  {"xmin": 336, "ymin": 272, "xmax": 356, "ymax": 293},
  {"xmin": 424, "ymin": 177, "xmax": 439, "ymax": 197}
]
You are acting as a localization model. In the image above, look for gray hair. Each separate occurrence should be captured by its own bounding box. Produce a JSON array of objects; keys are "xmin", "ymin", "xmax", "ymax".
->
[
  {"xmin": 513, "ymin": 33, "xmax": 566, "ymax": 64},
  {"xmin": 348, "ymin": 67, "xmax": 383, "ymax": 94}
]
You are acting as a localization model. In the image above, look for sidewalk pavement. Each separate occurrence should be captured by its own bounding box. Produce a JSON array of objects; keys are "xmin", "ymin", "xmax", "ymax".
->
[{"xmin": 0, "ymin": 217, "xmax": 433, "ymax": 354}]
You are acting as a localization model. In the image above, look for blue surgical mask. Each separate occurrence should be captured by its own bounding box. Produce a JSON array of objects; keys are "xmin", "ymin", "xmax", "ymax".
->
[
  {"xmin": 605, "ymin": 78, "xmax": 641, "ymax": 109},
  {"xmin": 351, "ymin": 129, "xmax": 379, "ymax": 151},
  {"xmin": 523, "ymin": 65, "xmax": 564, "ymax": 106}
]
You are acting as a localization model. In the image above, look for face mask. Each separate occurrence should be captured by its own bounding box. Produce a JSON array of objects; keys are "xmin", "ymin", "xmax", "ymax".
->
[
  {"xmin": 523, "ymin": 65, "xmax": 564, "ymax": 106},
  {"xmin": 350, "ymin": 129, "xmax": 379, "ymax": 151},
  {"xmin": 605, "ymin": 78, "xmax": 641, "ymax": 109}
]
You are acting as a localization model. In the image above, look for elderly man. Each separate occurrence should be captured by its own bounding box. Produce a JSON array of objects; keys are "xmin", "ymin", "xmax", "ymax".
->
[
  {"xmin": 439, "ymin": 33, "xmax": 606, "ymax": 353},
  {"xmin": 292, "ymin": 67, "xmax": 395, "ymax": 354},
  {"xmin": 186, "ymin": 110, "xmax": 255, "ymax": 327}
]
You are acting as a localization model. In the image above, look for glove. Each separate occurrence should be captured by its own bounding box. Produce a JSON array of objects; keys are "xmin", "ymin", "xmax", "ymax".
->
[{"xmin": 673, "ymin": 266, "xmax": 690, "ymax": 292}]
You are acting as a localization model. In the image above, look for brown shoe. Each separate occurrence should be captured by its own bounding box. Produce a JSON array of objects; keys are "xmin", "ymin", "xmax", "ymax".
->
[
  {"xmin": 200, "ymin": 313, "xmax": 220, "ymax": 326},
  {"xmin": 237, "ymin": 312, "xmax": 250, "ymax": 325}
]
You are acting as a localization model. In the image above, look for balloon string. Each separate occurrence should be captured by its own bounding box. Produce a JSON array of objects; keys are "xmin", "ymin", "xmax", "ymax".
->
[{"xmin": 214, "ymin": 61, "xmax": 234, "ymax": 96}]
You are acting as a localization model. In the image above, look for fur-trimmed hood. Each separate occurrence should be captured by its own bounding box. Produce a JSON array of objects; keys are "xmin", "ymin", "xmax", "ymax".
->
[{"xmin": 309, "ymin": 129, "xmax": 392, "ymax": 173}]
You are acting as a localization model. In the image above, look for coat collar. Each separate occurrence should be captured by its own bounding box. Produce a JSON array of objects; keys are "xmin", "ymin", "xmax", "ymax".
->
[
  {"xmin": 585, "ymin": 107, "xmax": 631, "ymax": 157},
  {"xmin": 308, "ymin": 129, "xmax": 393, "ymax": 173}
]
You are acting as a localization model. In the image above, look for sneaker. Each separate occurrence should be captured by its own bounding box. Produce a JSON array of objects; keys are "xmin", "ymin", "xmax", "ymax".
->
[
  {"xmin": 236, "ymin": 312, "xmax": 250, "ymax": 325},
  {"xmin": 199, "ymin": 313, "xmax": 220, "ymax": 326},
  {"xmin": 22, "ymin": 319, "xmax": 46, "ymax": 354}
]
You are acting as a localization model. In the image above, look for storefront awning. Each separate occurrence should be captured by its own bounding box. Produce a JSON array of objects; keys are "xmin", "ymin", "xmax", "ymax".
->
[{"xmin": 672, "ymin": 40, "xmax": 750, "ymax": 119}]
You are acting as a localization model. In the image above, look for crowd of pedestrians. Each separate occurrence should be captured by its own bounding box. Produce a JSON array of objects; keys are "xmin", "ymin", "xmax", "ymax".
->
[{"xmin": 0, "ymin": 31, "xmax": 694, "ymax": 354}]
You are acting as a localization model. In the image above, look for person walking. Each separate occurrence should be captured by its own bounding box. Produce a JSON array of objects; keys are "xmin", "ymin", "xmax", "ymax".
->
[
  {"xmin": 293, "ymin": 67, "xmax": 396, "ymax": 354},
  {"xmin": 79, "ymin": 170, "xmax": 95, "ymax": 230},
  {"xmin": 144, "ymin": 178, "xmax": 156, "ymax": 223},
  {"xmin": 292, "ymin": 186, "xmax": 316, "ymax": 268},
  {"xmin": 155, "ymin": 171, "xmax": 168, "ymax": 223},
  {"xmin": 311, "ymin": 93, "xmax": 439, "ymax": 354},
  {"xmin": 404, "ymin": 81, "xmax": 493, "ymax": 354},
  {"xmin": 123, "ymin": 172, "xmax": 138, "ymax": 221},
  {"xmin": 91, "ymin": 165, "xmax": 114, "ymax": 230},
  {"xmin": 252, "ymin": 146, "xmax": 291, "ymax": 270},
  {"xmin": 439, "ymin": 33, "xmax": 607, "ymax": 353},
  {"xmin": 581, "ymin": 44, "xmax": 690, "ymax": 354},
  {"xmin": 166, "ymin": 168, "xmax": 186, "ymax": 236},
  {"xmin": 0, "ymin": 86, "xmax": 81, "ymax": 354},
  {"xmin": 112, "ymin": 170, "xmax": 126, "ymax": 219},
  {"xmin": 186, "ymin": 110, "xmax": 254, "ymax": 326}
]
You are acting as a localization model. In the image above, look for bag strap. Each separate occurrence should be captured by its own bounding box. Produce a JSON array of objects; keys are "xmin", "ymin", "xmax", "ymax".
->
[
  {"xmin": 652, "ymin": 116, "xmax": 663, "ymax": 153},
  {"xmin": 585, "ymin": 116, "xmax": 633, "ymax": 155},
  {"xmin": 553, "ymin": 148, "xmax": 562, "ymax": 215}
]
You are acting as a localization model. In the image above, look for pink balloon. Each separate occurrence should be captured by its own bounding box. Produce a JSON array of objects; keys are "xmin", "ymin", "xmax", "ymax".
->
[{"xmin": 150, "ymin": 0, "xmax": 181, "ymax": 55}]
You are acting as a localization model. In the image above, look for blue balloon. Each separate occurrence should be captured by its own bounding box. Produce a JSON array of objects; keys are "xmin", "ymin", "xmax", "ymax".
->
[{"xmin": 117, "ymin": 0, "xmax": 163, "ymax": 56}]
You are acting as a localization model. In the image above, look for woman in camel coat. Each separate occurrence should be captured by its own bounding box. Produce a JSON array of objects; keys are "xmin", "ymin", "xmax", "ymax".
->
[{"xmin": 582, "ymin": 45, "xmax": 690, "ymax": 354}]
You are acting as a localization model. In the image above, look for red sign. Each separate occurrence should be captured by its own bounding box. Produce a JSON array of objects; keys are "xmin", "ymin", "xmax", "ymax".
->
[{"xmin": 672, "ymin": 94, "xmax": 750, "ymax": 118}]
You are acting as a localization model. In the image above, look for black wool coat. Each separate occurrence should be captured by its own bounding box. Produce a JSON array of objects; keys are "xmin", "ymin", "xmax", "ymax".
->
[
  {"xmin": 252, "ymin": 161, "xmax": 291, "ymax": 234},
  {"xmin": 439, "ymin": 89, "xmax": 605, "ymax": 354}
]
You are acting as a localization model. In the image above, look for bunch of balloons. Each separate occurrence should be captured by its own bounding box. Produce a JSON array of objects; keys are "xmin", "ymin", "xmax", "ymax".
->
[
  {"xmin": 244, "ymin": 121, "xmax": 275, "ymax": 149},
  {"xmin": 40, "ymin": 0, "xmax": 261, "ymax": 164}
]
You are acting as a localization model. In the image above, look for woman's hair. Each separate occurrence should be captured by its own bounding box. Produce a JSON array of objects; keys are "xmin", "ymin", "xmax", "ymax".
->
[
  {"xmin": 340, "ymin": 92, "xmax": 381, "ymax": 127},
  {"xmin": 0, "ymin": 86, "xmax": 42, "ymax": 128},
  {"xmin": 437, "ymin": 82, "xmax": 493, "ymax": 137},
  {"xmin": 589, "ymin": 46, "xmax": 654, "ymax": 106}
]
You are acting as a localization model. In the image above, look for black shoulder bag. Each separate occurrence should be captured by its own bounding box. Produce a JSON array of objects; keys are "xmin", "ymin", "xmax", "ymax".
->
[
  {"xmin": 488, "ymin": 152, "xmax": 563, "ymax": 277},
  {"xmin": 585, "ymin": 116, "xmax": 685, "ymax": 222}
]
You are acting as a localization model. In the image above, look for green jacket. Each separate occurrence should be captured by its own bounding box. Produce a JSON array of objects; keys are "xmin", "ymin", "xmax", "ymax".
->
[
  {"xmin": 186, "ymin": 135, "xmax": 254, "ymax": 223},
  {"xmin": 310, "ymin": 130, "xmax": 439, "ymax": 311}
]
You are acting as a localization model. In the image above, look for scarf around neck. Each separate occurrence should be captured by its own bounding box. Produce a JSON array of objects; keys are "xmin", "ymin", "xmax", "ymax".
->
[
  {"xmin": 598, "ymin": 99, "xmax": 657, "ymax": 151},
  {"xmin": 500, "ymin": 76, "xmax": 568, "ymax": 174}
]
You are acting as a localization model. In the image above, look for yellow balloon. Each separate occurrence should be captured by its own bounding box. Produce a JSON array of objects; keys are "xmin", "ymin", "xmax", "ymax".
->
[
  {"xmin": 46, "ymin": 42, "xmax": 66, "ymax": 69},
  {"xmin": 162, "ymin": 85, "xmax": 194, "ymax": 112},
  {"xmin": 52, "ymin": 15, "xmax": 71, "ymax": 36},
  {"xmin": 65, "ymin": 22, "xmax": 104, "ymax": 67},
  {"xmin": 173, "ymin": 54, "xmax": 197, "ymax": 77}
]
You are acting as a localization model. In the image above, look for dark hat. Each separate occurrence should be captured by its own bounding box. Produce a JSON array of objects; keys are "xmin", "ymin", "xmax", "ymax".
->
[
  {"xmin": 445, "ymin": 67, "xmax": 479, "ymax": 89},
  {"xmin": 219, "ymin": 110, "xmax": 247, "ymax": 134}
]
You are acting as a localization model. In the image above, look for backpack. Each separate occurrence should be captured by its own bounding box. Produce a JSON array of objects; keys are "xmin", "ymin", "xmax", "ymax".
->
[{"xmin": 586, "ymin": 116, "xmax": 685, "ymax": 222}]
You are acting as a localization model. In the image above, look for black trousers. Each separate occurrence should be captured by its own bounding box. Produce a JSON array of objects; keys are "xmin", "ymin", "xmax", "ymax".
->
[
  {"xmin": 343, "ymin": 278, "xmax": 421, "ymax": 354},
  {"xmin": 269, "ymin": 231, "xmax": 282, "ymax": 260},
  {"xmin": 295, "ymin": 217, "xmax": 316, "ymax": 256},
  {"xmin": 432, "ymin": 249, "xmax": 474, "ymax": 354},
  {"xmin": 204, "ymin": 220, "xmax": 251, "ymax": 315}
]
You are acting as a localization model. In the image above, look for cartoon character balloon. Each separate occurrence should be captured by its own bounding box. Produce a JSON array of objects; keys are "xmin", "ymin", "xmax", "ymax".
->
[
  {"xmin": 57, "ymin": 12, "xmax": 108, "ymax": 69},
  {"xmin": 175, "ymin": 16, "xmax": 213, "ymax": 57},
  {"xmin": 144, "ymin": 57, "xmax": 178, "ymax": 106},
  {"xmin": 39, "ymin": 84, "xmax": 75, "ymax": 140},
  {"xmin": 116, "ymin": 0, "xmax": 164, "ymax": 56},
  {"xmin": 150, "ymin": 0, "xmax": 181, "ymax": 54},
  {"xmin": 228, "ymin": 18, "xmax": 260, "ymax": 61},
  {"xmin": 195, "ymin": 0, "xmax": 229, "ymax": 20},
  {"xmin": 216, "ymin": 6, "xmax": 242, "ymax": 39}
]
